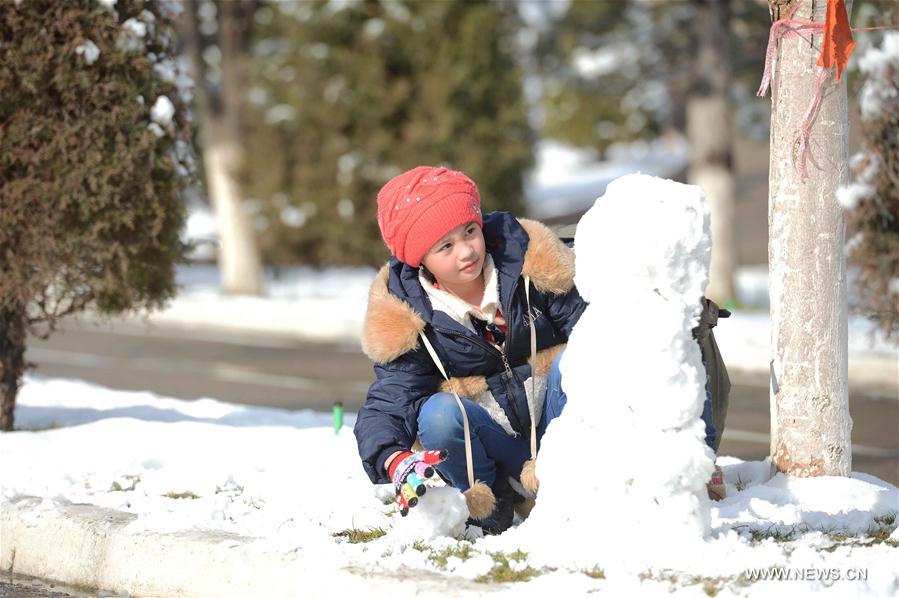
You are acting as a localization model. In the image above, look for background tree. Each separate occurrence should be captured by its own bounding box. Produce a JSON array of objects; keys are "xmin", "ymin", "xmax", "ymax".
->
[
  {"xmin": 687, "ymin": 0, "xmax": 738, "ymax": 305},
  {"xmin": 242, "ymin": 0, "xmax": 534, "ymax": 267},
  {"xmin": 841, "ymin": 30, "xmax": 899, "ymax": 340},
  {"xmin": 533, "ymin": 0, "xmax": 771, "ymax": 305},
  {"xmin": 182, "ymin": 0, "xmax": 262, "ymax": 294},
  {"xmin": 533, "ymin": 1, "xmax": 772, "ymax": 155},
  {"xmin": 0, "ymin": 0, "xmax": 191, "ymax": 430}
]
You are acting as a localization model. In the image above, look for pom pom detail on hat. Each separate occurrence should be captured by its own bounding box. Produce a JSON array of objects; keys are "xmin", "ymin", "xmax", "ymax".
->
[{"xmin": 376, "ymin": 166, "xmax": 483, "ymax": 267}]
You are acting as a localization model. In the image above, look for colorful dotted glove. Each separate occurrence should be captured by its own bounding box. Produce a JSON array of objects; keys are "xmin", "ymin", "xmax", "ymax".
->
[{"xmin": 387, "ymin": 449, "xmax": 447, "ymax": 516}]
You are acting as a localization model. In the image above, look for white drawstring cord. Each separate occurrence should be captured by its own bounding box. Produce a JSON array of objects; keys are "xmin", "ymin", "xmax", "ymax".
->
[
  {"xmin": 524, "ymin": 276, "xmax": 538, "ymax": 461},
  {"xmin": 418, "ymin": 330, "xmax": 476, "ymax": 490},
  {"xmin": 418, "ymin": 275, "xmax": 538, "ymax": 491}
]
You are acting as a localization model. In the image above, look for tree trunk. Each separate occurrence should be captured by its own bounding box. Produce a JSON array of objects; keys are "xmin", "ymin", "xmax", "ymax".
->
[
  {"xmin": 183, "ymin": 0, "xmax": 262, "ymax": 296},
  {"xmin": 0, "ymin": 304, "xmax": 26, "ymax": 431},
  {"xmin": 767, "ymin": 0, "xmax": 852, "ymax": 477},
  {"xmin": 688, "ymin": 0, "xmax": 737, "ymax": 305},
  {"xmin": 202, "ymin": 132, "xmax": 262, "ymax": 296}
]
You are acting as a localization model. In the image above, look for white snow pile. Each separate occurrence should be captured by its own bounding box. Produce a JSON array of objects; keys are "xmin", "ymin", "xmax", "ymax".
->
[{"xmin": 505, "ymin": 174, "xmax": 716, "ymax": 574}]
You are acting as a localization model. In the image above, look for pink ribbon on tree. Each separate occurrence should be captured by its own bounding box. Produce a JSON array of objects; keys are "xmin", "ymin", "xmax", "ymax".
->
[{"xmin": 757, "ymin": 0, "xmax": 887, "ymax": 180}]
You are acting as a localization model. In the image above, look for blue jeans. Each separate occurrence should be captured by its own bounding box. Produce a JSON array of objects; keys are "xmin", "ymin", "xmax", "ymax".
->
[
  {"xmin": 418, "ymin": 348, "xmax": 717, "ymax": 492},
  {"xmin": 701, "ymin": 356, "xmax": 718, "ymax": 450}
]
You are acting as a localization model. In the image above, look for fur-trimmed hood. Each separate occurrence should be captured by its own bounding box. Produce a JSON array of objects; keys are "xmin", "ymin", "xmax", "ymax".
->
[{"xmin": 361, "ymin": 212, "xmax": 576, "ymax": 364}]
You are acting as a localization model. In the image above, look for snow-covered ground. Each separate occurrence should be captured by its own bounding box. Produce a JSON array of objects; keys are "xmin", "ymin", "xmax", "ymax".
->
[
  {"xmin": 5, "ymin": 173, "xmax": 897, "ymax": 597},
  {"xmin": 2, "ymin": 377, "xmax": 897, "ymax": 596}
]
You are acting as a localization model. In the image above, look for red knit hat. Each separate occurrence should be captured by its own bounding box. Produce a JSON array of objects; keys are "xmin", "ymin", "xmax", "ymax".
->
[{"xmin": 376, "ymin": 166, "xmax": 483, "ymax": 267}]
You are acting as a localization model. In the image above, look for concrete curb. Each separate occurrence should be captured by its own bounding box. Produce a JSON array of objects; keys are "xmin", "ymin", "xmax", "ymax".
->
[
  {"xmin": 1, "ymin": 497, "xmax": 303, "ymax": 597},
  {"xmin": 1, "ymin": 497, "xmax": 494, "ymax": 598}
]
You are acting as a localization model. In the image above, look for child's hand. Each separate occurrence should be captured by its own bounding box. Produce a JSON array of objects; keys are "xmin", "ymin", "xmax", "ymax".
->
[{"xmin": 387, "ymin": 449, "xmax": 447, "ymax": 516}]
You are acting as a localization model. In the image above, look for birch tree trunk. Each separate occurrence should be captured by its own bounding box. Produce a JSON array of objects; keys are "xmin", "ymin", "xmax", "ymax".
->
[
  {"xmin": 688, "ymin": 0, "xmax": 737, "ymax": 305},
  {"xmin": 184, "ymin": 0, "xmax": 262, "ymax": 296},
  {"xmin": 767, "ymin": 0, "xmax": 852, "ymax": 477}
]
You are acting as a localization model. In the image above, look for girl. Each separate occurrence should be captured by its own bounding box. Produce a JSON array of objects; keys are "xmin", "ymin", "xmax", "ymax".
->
[{"xmin": 355, "ymin": 166, "xmax": 723, "ymax": 534}]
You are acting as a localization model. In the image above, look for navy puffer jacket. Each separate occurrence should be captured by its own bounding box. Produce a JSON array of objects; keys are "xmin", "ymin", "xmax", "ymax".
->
[{"xmin": 355, "ymin": 211, "xmax": 588, "ymax": 484}]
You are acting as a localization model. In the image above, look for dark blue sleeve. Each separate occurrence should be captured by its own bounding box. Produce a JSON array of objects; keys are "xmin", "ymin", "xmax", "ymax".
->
[
  {"xmin": 546, "ymin": 284, "xmax": 588, "ymax": 341},
  {"xmin": 354, "ymin": 347, "xmax": 441, "ymax": 484}
]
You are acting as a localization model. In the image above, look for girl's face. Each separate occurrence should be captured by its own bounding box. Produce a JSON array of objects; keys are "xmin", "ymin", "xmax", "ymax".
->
[{"xmin": 421, "ymin": 221, "xmax": 485, "ymax": 287}]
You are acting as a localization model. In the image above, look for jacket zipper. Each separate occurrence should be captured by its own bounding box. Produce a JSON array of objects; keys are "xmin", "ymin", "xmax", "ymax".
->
[
  {"xmin": 432, "ymin": 274, "xmax": 522, "ymax": 375},
  {"xmin": 433, "ymin": 275, "xmax": 528, "ymax": 433},
  {"xmin": 436, "ymin": 327, "xmax": 525, "ymax": 432},
  {"xmin": 433, "ymin": 327, "xmax": 510, "ymax": 374}
]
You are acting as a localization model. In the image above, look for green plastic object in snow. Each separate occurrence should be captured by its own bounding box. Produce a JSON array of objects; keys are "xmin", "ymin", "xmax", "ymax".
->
[{"xmin": 333, "ymin": 401, "xmax": 344, "ymax": 434}]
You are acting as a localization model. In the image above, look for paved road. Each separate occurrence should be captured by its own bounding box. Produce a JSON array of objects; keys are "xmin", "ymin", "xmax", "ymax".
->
[
  {"xmin": 25, "ymin": 321, "xmax": 898, "ymax": 485},
  {"xmin": 0, "ymin": 582, "xmax": 74, "ymax": 598}
]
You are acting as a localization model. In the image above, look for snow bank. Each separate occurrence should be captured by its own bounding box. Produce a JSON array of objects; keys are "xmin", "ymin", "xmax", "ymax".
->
[
  {"xmin": 3, "ymin": 374, "xmax": 897, "ymax": 595},
  {"xmin": 106, "ymin": 263, "xmax": 375, "ymax": 342},
  {"xmin": 715, "ymin": 457, "xmax": 899, "ymax": 537}
]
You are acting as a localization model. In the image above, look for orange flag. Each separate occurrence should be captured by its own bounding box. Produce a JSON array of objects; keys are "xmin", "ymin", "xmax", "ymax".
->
[{"xmin": 817, "ymin": 0, "xmax": 857, "ymax": 80}]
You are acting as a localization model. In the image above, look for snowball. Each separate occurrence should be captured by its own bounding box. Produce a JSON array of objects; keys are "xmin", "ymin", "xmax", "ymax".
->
[
  {"xmin": 75, "ymin": 40, "xmax": 100, "ymax": 65},
  {"xmin": 150, "ymin": 96, "xmax": 175, "ymax": 127},
  {"xmin": 388, "ymin": 486, "xmax": 468, "ymax": 542}
]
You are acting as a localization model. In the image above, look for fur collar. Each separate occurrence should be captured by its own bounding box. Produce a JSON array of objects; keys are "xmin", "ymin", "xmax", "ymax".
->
[{"xmin": 360, "ymin": 217, "xmax": 575, "ymax": 364}]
